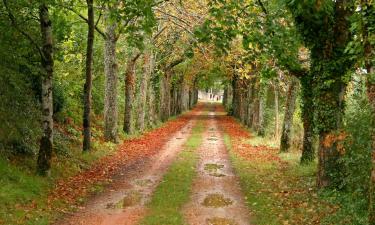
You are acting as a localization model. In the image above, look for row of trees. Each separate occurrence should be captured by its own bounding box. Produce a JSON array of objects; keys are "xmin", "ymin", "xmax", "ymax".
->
[
  {"xmin": 196, "ymin": 0, "xmax": 374, "ymax": 222},
  {"xmin": 0, "ymin": 0, "xmax": 213, "ymax": 176}
]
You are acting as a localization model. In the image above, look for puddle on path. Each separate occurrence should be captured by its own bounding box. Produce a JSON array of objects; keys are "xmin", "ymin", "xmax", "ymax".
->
[
  {"xmin": 202, "ymin": 193, "xmax": 233, "ymax": 208},
  {"xmin": 134, "ymin": 179, "xmax": 153, "ymax": 187},
  {"xmin": 204, "ymin": 163, "xmax": 224, "ymax": 172},
  {"xmin": 106, "ymin": 190, "xmax": 143, "ymax": 209},
  {"xmin": 206, "ymin": 217, "xmax": 238, "ymax": 225}
]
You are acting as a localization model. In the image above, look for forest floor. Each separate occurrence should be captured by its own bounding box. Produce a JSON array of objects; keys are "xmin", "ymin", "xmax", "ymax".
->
[{"xmin": 2, "ymin": 103, "xmax": 342, "ymax": 225}]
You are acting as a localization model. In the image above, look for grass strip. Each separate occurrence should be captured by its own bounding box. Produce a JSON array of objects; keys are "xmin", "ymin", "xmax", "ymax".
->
[
  {"xmin": 141, "ymin": 121, "xmax": 204, "ymax": 225},
  {"xmin": 223, "ymin": 133, "xmax": 334, "ymax": 225}
]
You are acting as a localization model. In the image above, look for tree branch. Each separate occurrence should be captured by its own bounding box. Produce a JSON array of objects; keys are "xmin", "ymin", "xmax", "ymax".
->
[
  {"xmin": 3, "ymin": 0, "xmax": 43, "ymax": 58},
  {"xmin": 257, "ymin": 0, "xmax": 268, "ymax": 15},
  {"xmin": 59, "ymin": 4, "xmax": 106, "ymax": 38}
]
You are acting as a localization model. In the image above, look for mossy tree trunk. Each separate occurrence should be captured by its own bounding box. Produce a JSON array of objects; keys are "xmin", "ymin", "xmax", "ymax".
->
[
  {"xmin": 300, "ymin": 73, "xmax": 315, "ymax": 164},
  {"xmin": 274, "ymin": 79, "xmax": 280, "ymax": 141},
  {"xmin": 280, "ymin": 76, "xmax": 299, "ymax": 152},
  {"xmin": 363, "ymin": 0, "xmax": 375, "ymax": 222},
  {"xmin": 315, "ymin": 1, "xmax": 353, "ymax": 188}
]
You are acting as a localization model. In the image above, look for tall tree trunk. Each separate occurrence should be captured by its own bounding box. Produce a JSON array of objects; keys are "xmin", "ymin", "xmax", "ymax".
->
[
  {"xmin": 103, "ymin": 15, "xmax": 118, "ymax": 143},
  {"xmin": 238, "ymin": 86, "xmax": 245, "ymax": 123},
  {"xmin": 123, "ymin": 53, "xmax": 140, "ymax": 134},
  {"xmin": 147, "ymin": 53, "xmax": 156, "ymax": 126},
  {"xmin": 137, "ymin": 46, "xmax": 152, "ymax": 131},
  {"xmin": 189, "ymin": 89, "xmax": 194, "ymax": 109},
  {"xmin": 223, "ymin": 85, "xmax": 228, "ymax": 106},
  {"xmin": 362, "ymin": 1, "xmax": 375, "ymax": 222},
  {"xmin": 274, "ymin": 79, "xmax": 280, "ymax": 141},
  {"xmin": 367, "ymin": 72, "xmax": 375, "ymax": 224},
  {"xmin": 246, "ymin": 80, "xmax": 255, "ymax": 128},
  {"xmin": 300, "ymin": 74, "xmax": 315, "ymax": 164},
  {"xmin": 160, "ymin": 73, "xmax": 171, "ymax": 121},
  {"xmin": 82, "ymin": 0, "xmax": 94, "ymax": 152},
  {"xmin": 252, "ymin": 85, "xmax": 260, "ymax": 130},
  {"xmin": 280, "ymin": 77, "xmax": 299, "ymax": 152},
  {"xmin": 316, "ymin": 0, "xmax": 353, "ymax": 188},
  {"xmin": 37, "ymin": 3, "xmax": 54, "ymax": 176},
  {"xmin": 258, "ymin": 89, "xmax": 265, "ymax": 136},
  {"xmin": 232, "ymin": 75, "xmax": 239, "ymax": 117}
]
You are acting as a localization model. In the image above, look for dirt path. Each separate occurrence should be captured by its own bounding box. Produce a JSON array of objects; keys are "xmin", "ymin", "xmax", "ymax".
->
[
  {"xmin": 55, "ymin": 117, "xmax": 197, "ymax": 225},
  {"xmin": 183, "ymin": 110, "xmax": 252, "ymax": 225}
]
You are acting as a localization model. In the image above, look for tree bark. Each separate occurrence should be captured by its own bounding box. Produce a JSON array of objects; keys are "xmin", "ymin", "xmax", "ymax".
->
[
  {"xmin": 37, "ymin": 3, "xmax": 54, "ymax": 176},
  {"xmin": 82, "ymin": 0, "xmax": 94, "ymax": 152},
  {"xmin": 258, "ymin": 90, "xmax": 265, "ymax": 136},
  {"xmin": 362, "ymin": 1, "xmax": 375, "ymax": 222},
  {"xmin": 367, "ymin": 72, "xmax": 375, "ymax": 225},
  {"xmin": 147, "ymin": 52, "xmax": 156, "ymax": 126},
  {"xmin": 300, "ymin": 74, "xmax": 315, "ymax": 164},
  {"xmin": 137, "ymin": 46, "xmax": 152, "ymax": 131},
  {"xmin": 123, "ymin": 53, "xmax": 140, "ymax": 134},
  {"xmin": 160, "ymin": 72, "xmax": 171, "ymax": 121},
  {"xmin": 280, "ymin": 77, "xmax": 299, "ymax": 152},
  {"xmin": 232, "ymin": 75, "xmax": 239, "ymax": 117},
  {"xmin": 315, "ymin": 0, "xmax": 353, "ymax": 188},
  {"xmin": 223, "ymin": 85, "xmax": 228, "ymax": 106},
  {"xmin": 274, "ymin": 79, "xmax": 280, "ymax": 141},
  {"xmin": 103, "ymin": 14, "xmax": 118, "ymax": 143},
  {"xmin": 246, "ymin": 80, "xmax": 255, "ymax": 128}
]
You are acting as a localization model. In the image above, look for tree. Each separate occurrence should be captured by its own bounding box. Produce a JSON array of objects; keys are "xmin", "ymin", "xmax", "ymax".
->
[
  {"xmin": 280, "ymin": 76, "xmax": 299, "ymax": 152},
  {"xmin": 123, "ymin": 52, "xmax": 141, "ymax": 134},
  {"xmin": 3, "ymin": 0, "xmax": 55, "ymax": 175},
  {"xmin": 103, "ymin": 3, "xmax": 119, "ymax": 143},
  {"xmin": 82, "ymin": 0, "xmax": 95, "ymax": 152},
  {"xmin": 286, "ymin": 0, "xmax": 355, "ymax": 188}
]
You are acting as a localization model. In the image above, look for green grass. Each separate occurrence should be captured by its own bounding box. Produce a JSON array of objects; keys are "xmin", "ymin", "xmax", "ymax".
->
[
  {"xmin": 223, "ymin": 134, "xmax": 334, "ymax": 225},
  {"xmin": 0, "ymin": 126, "xmax": 118, "ymax": 224},
  {"xmin": 0, "ymin": 157, "xmax": 50, "ymax": 224},
  {"xmin": 141, "ymin": 121, "xmax": 204, "ymax": 225}
]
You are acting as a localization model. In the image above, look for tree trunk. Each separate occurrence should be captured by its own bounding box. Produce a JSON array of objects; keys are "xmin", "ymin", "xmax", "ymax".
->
[
  {"xmin": 252, "ymin": 91, "xmax": 260, "ymax": 130},
  {"xmin": 300, "ymin": 74, "xmax": 315, "ymax": 164},
  {"xmin": 37, "ymin": 3, "xmax": 54, "ymax": 176},
  {"xmin": 160, "ymin": 73, "xmax": 171, "ymax": 121},
  {"xmin": 123, "ymin": 53, "xmax": 140, "ymax": 134},
  {"xmin": 82, "ymin": 0, "xmax": 94, "ymax": 152},
  {"xmin": 258, "ymin": 90, "xmax": 265, "ymax": 136},
  {"xmin": 280, "ymin": 77, "xmax": 299, "ymax": 152},
  {"xmin": 246, "ymin": 80, "xmax": 255, "ymax": 128},
  {"xmin": 274, "ymin": 80, "xmax": 280, "ymax": 141},
  {"xmin": 238, "ymin": 86, "xmax": 245, "ymax": 123},
  {"xmin": 103, "ymin": 15, "xmax": 118, "ymax": 143},
  {"xmin": 315, "ymin": 0, "xmax": 353, "ymax": 188},
  {"xmin": 232, "ymin": 75, "xmax": 239, "ymax": 117},
  {"xmin": 137, "ymin": 45, "xmax": 152, "ymax": 132},
  {"xmin": 362, "ymin": 1, "xmax": 375, "ymax": 222},
  {"xmin": 368, "ymin": 78, "xmax": 375, "ymax": 224},
  {"xmin": 147, "ymin": 53, "xmax": 156, "ymax": 126},
  {"xmin": 223, "ymin": 86, "xmax": 228, "ymax": 106},
  {"xmin": 189, "ymin": 89, "xmax": 194, "ymax": 109}
]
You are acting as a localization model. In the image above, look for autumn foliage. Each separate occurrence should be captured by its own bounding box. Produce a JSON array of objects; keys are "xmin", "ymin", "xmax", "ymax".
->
[{"xmin": 48, "ymin": 105, "xmax": 203, "ymax": 207}]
